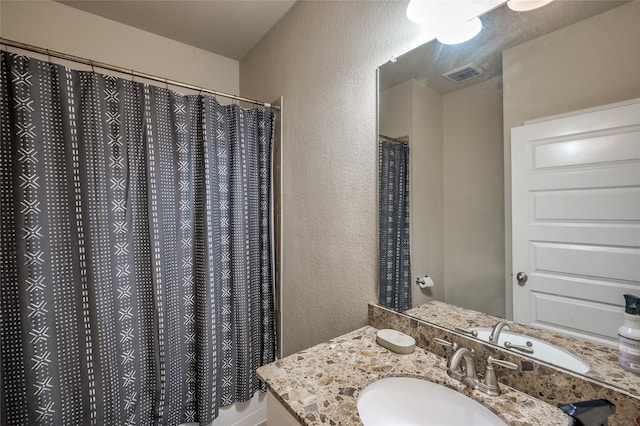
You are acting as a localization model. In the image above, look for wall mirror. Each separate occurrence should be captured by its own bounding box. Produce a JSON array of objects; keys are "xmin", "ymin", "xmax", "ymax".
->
[{"xmin": 377, "ymin": 0, "xmax": 640, "ymax": 393}]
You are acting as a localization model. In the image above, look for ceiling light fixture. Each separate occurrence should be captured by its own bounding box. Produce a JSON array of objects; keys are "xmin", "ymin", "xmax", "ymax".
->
[
  {"xmin": 406, "ymin": 0, "xmax": 503, "ymax": 25},
  {"xmin": 406, "ymin": 0, "xmax": 503, "ymax": 46},
  {"xmin": 437, "ymin": 17, "xmax": 483, "ymax": 45},
  {"xmin": 507, "ymin": 0, "xmax": 553, "ymax": 12},
  {"xmin": 406, "ymin": 1, "xmax": 458, "ymax": 26}
]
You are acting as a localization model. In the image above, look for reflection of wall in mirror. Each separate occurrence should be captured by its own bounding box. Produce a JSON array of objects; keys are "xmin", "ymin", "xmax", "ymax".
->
[
  {"xmin": 502, "ymin": 1, "xmax": 640, "ymax": 318},
  {"xmin": 443, "ymin": 79, "xmax": 504, "ymax": 317}
]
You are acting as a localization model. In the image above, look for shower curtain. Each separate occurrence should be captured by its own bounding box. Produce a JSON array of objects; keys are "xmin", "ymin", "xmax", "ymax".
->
[
  {"xmin": 378, "ymin": 139, "xmax": 411, "ymax": 312},
  {"xmin": 0, "ymin": 51, "xmax": 275, "ymax": 426}
]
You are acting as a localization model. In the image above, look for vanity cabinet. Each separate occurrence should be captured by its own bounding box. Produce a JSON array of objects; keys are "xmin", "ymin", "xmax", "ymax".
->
[{"xmin": 266, "ymin": 389, "xmax": 302, "ymax": 426}]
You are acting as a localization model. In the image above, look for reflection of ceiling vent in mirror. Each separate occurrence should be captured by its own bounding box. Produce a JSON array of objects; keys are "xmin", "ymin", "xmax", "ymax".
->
[{"xmin": 442, "ymin": 63, "xmax": 484, "ymax": 83}]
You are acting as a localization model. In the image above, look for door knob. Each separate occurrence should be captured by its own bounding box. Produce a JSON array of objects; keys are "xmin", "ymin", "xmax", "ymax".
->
[{"xmin": 516, "ymin": 272, "xmax": 528, "ymax": 285}]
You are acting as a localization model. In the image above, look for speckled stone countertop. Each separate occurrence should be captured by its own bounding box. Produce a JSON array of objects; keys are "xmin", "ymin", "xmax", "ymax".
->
[
  {"xmin": 406, "ymin": 301, "xmax": 640, "ymax": 395},
  {"xmin": 257, "ymin": 326, "xmax": 569, "ymax": 425},
  {"xmin": 371, "ymin": 303, "xmax": 640, "ymax": 424}
]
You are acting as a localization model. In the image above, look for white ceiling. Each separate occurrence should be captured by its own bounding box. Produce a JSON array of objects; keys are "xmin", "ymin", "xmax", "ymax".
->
[{"xmin": 56, "ymin": 0, "xmax": 297, "ymax": 60}]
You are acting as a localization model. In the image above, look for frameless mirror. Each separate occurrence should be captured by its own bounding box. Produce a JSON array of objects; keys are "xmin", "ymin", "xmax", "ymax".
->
[{"xmin": 377, "ymin": 0, "xmax": 640, "ymax": 394}]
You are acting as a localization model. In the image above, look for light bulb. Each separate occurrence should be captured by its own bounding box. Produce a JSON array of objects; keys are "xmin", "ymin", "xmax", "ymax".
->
[
  {"xmin": 437, "ymin": 17, "xmax": 483, "ymax": 45},
  {"xmin": 507, "ymin": 0, "xmax": 553, "ymax": 12},
  {"xmin": 406, "ymin": 1, "xmax": 459, "ymax": 27},
  {"xmin": 407, "ymin": 0, "xmax": 505, "ymax": 24}
]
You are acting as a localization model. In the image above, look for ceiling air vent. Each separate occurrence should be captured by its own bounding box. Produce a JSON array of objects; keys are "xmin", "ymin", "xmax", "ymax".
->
[{"xmin": 442, "ymin": 63, "xmax": 484, "ymax": 83}]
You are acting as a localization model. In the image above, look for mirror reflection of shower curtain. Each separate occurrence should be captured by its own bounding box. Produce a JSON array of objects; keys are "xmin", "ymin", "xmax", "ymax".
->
[{"xmin": 378, "ymin": 139, "xmax": 411, "ymax": 312}]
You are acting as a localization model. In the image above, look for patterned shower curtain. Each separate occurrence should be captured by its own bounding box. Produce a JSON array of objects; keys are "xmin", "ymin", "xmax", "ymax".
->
[
  {"xmin": 378, "ymin": 139, "xmax": 411, "ymax": 312},
  {"xmin": 0, "ymin": 51, "xmax": 275, "ymax": 426}
]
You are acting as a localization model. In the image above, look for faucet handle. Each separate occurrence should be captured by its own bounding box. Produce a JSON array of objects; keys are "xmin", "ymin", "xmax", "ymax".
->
[
  {"xmin": 487, "ymin": 355, "xmax": 519, "ymax": 370},
  {"xmin": 481, "ymin": 355, "xmax": 519, "ymax": 396},
  {"xmin": 487, "ymin": 356, "xmax": 518, "ymax": 371},
  {"xmin": 454, "ymin": 326, "xmax": 479, "ymax": 337},
  {"xmin": 434, "ymin": 338, "xmax": 458, "ymax": 351},
  {"xmin": 504, "ymin": 340, "xmax": 534, "ymax": 354}
]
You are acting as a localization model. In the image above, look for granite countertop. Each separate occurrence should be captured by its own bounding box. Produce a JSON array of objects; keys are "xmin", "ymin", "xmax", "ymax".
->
[
  {"xmin": 257, "ymin": 326, "xmax": 569, "ymax": 425},
  {"xmin": 406, "ymin": 301, "xmax": 639, "ymax": 396}
]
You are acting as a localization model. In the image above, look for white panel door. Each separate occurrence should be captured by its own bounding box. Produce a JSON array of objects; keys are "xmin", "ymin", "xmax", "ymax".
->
[{"xmin": 512, "ymin": 99, "xmax": 640, "ymax": 347}]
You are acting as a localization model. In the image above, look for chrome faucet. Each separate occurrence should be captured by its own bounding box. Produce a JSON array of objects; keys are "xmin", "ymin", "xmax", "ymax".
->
[
  {"xmin": 435, "ymin": 338, "xmax": 519, "ymax": 396},
  {"xmin": 446, "ymin": 346, "xmax": 478, "ymax": 386},
  {"xmin": 489, "ymin": 320, "xmax": 510, "ymax": 344}
]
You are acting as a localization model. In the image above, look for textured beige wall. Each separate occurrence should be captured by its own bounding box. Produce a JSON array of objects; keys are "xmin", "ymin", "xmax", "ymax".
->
[
  {"xmin": 0, "ymin": 0, "xmax": 239, "ymax": 94},
  {"xmin": 380, "ymin": 81, "xmax": 445, "ymax": 308},
  {"xmin": 443, "ymin": 77, "xmax": 504, "ymax": 317},
  {"xmin": 502, "ymin": 2, "xmax": 640, "ymax": 318},
  {"xmin": 240, "ymin": 1, "xmax": 426, "ymax": 356}
]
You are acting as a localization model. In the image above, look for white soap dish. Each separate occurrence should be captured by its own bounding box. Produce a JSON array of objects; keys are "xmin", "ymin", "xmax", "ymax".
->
[{"xmin": 376, "ymin": 329, "xmax": 416, "ymax": 354}]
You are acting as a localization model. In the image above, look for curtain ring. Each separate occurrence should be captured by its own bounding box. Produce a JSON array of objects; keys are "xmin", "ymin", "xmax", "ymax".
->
[
  {"xmin": 46, "ymin": 49, "xmax": 52, "ymax": 63},
  {"xmin": 165, "ymin": 78, "xmax": 168, "ymax": 90},
  {"xmin": 131, "ymin": 70, "xmax": 135, "ymax": 82},
  {"xmin": 89, "ymin": 60, "xmax": 95, "ymax": 73}
]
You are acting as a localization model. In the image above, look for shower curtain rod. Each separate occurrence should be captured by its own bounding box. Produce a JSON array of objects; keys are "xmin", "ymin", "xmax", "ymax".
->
[
  {"xmin": 0, "ymin": 37, "xmax": 280, "ymax": 111},
  {"xmin": 379, "ymin": 134, "xmax": 408, "ymax": 145}
]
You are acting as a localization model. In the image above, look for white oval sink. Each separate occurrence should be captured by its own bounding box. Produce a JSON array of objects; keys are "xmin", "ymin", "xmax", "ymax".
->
[
  {"xmin": 472, "ymin": 328, "xmax": 589, "ymax": 374},
  {"xmin": 357, "ymin": 377, "xmax": 507, "ymax": 426}
]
